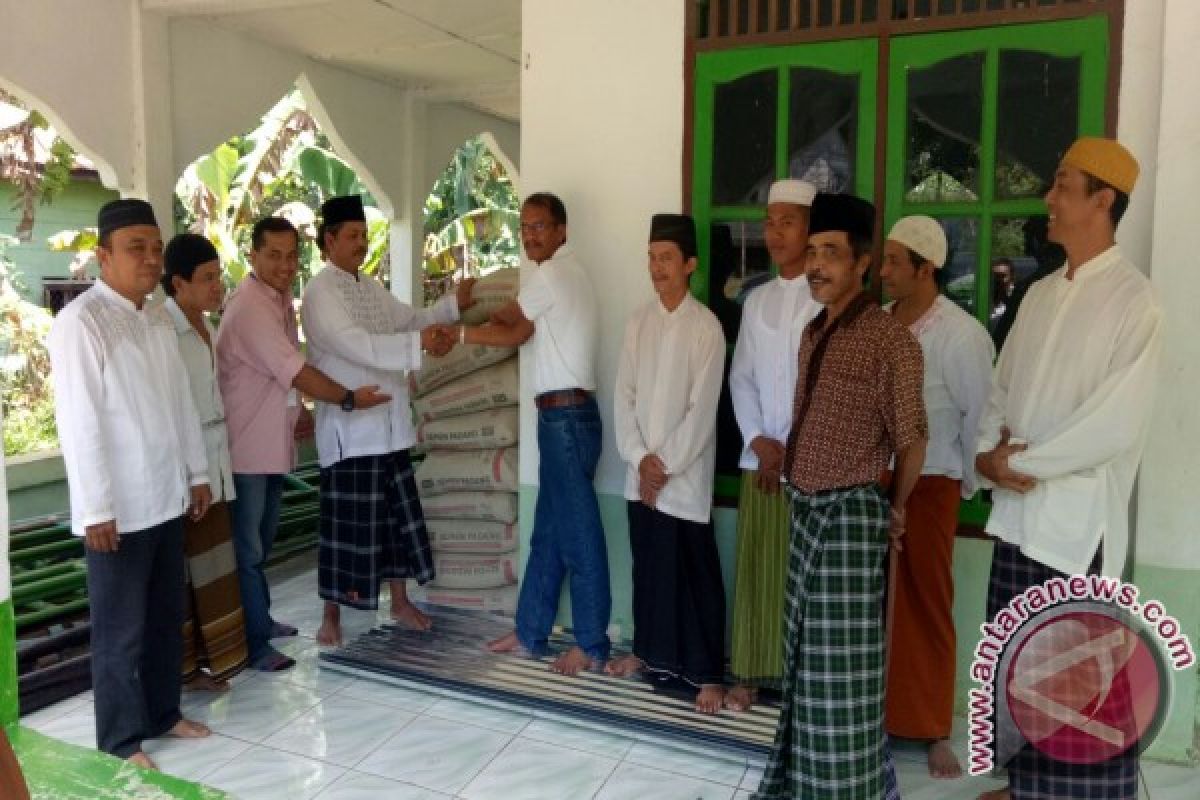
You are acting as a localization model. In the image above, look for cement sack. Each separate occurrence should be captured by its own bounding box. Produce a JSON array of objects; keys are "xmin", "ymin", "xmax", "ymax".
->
[
  {"xmin": 427, "ymin": 519, "xmax": 518, "ymax": 554},
  {"xmin": 459, "ymin": 268, "xmax": 521, "ymax": 326},
  {"xmin": 412, "ymin": 359, "xmax": 518, "ymax": 421},
  {"xmin": 419, "ymin": 491, "xmax": 518, "ymax": 524},
  {"xmin": 410, "ymin": 583, "xmax": 517, "ymax": 614},
  {"xmin": 417, "ymin": 407, "xmax": 519, "ymax": 452},
  {"xmin": 417, "ymin": 447, "xmax": 517, "ymax": 496},
  {"xmin": 410, "ymin": 344, "xmax": 516, "ymax": 397},
  {"xmin": 429, "ymin": 553, "xmax": 518, "ymax": 590}
]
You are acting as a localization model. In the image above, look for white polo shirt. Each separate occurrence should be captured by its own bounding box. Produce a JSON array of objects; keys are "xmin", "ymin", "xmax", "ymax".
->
[{"xmin": 517, "ymin": 243, "xmax": 598, "ymax": 394}]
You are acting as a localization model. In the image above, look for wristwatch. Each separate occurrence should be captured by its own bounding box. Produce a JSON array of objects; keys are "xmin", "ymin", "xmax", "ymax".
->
[{"xmin": 340, "ymin": 389, "xmax": 355, "ymax": 412}]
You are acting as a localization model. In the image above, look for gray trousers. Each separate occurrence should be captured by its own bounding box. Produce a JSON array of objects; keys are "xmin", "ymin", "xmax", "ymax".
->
[{"xmin": 85, "ymin": 516, "xmax": 185, "ymax": 757}]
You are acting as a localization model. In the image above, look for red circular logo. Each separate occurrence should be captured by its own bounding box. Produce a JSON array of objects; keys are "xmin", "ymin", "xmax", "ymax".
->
[{"xmin": 1005, "ymin": 610, "xmax": 1165, "ymax": 764}]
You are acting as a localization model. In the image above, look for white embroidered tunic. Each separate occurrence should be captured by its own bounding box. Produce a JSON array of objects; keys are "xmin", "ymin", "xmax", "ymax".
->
[
  {"xmin": 888, "ymin": 295, "xmax": 994, "ymax": 497},
  {"xmin": 300, "ymin": 263, "xmax": 459, "ymax": 468},
  {"xmin": 49, "ymin": 280, "xmax": 208, "ymax": 536}
]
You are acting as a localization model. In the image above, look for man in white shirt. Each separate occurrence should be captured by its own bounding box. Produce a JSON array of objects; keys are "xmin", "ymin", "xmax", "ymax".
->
[
  {"xmin": 301, "ymin": 195, "xmax": 466, "ymax": 647},
  {"xmin": 48, "ymin": 199, "xmax": 213, "ymax": 768},
  {"xmin": 880, "ymin": 216, "xmax": 994, "ymax": 779},
  {"xmin": 450, "ymin": 193, "xmax": 611, "ymax": 678},
  {"xmin": 726, "ymin": 179, "xmax": 820, "ymax": 712},
  {"xmin": 607, "ymin": 213, "xmax": 728, "ymax": 714},
  {"xmin": 975, "ymin": 138, "xmax": 1161, "ymax": 800}
]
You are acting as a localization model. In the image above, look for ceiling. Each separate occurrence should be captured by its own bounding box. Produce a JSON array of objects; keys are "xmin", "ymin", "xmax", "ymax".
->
[{"xmin": 142, "ymin": 0, "xmax": 521, "ymax": 121}]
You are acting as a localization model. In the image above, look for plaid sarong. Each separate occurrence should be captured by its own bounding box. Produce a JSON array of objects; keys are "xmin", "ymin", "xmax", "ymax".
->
[
  {"xmin": 988, "ymin": 542, "xmax": 1139, "ymax": 799},
  {"xmin": 318, "ymin": 450, "xmax": 435, "ymax": 610},
  {"xmin": 752, "ymin": 483, "xmax": 900, "ymax": 800}
]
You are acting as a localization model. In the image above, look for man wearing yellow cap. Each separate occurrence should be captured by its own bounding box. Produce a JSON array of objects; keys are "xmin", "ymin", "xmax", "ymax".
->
[
  {"xmin": 975, "ymin": 138, "xmax": 1161, "ymax": 799},
  {"xmin": 880, "ymin": 216, "xmax": 994, "ymax": 779}
]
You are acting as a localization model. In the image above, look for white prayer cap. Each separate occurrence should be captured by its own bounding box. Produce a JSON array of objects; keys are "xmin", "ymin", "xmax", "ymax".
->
[
  {"xmin": 887, "ymin": 215, "xmax": 948, "ymax": 268},
  {"xmin": 767, "ymin": 179, "xmax": 817, "ymax": 207}
]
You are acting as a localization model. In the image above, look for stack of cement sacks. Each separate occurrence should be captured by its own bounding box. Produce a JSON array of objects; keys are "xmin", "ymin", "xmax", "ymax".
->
[{"xmin": 410, "ymin": 269, "xmax": 522, "ymax": 613}]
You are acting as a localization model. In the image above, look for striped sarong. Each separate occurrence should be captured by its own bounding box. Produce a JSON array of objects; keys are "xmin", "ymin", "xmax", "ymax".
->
[
  {"xmin": 318, "ymin": 450, "xmax": 435, "ymax": 610},
  {"xmin": 752, "ymin": 483, "xmax": 900, "ymax": 800},
  {"xmin": 988, "ymin": 542, "xmax": 1138, "ymax": 799},
  {"xmin": 181, "ymin": 501, "xmax": 248, "ymax": 682},
  {"xmin": 730, "ymin": 470, "xmax": 789, "ymax": 688}
]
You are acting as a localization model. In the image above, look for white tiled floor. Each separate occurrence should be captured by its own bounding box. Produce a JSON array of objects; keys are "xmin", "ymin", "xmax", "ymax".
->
[{"xmin": 20, "ymin": 565, "xmax": 1200, "ymax": 799}]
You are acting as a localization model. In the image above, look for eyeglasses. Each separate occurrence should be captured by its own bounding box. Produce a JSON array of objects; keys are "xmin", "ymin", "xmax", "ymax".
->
[{"xmin": 519, "ymin": 222, "xmax": 557, "ymax": 234}]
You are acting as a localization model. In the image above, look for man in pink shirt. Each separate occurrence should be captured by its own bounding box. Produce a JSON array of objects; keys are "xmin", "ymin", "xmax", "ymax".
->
[{"xmin": 217, "ymin": 217, "xmax": 387, "ymax": 671}]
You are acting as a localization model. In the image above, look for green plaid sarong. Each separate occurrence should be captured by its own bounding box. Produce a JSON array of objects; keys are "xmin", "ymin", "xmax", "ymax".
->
[{"xmin": 752, "ymin": 483, "xmax": 898, "ymax": 800}]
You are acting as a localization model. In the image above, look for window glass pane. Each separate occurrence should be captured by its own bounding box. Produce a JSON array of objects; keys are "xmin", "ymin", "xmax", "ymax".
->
[
  {"xmin": 787, "ymin": 67, "xmax": 859, "ymax": 193},
  {"xmin": 713, "ymin": 70, "xmax": 778, "ymax": 204},
  {"xmin": 995, "ymin": 50, "xmax": 1082, "ymax": 199},
  {"xmin": 906, "ymin": 53, "xmax": 984, "ymax": 203},
  {"xmin": 939, "ymin": 217, "xmax": 980, "ymax": 315},
  {"xmin": 989, "ymin": 215, "xmax": 1064, "ymax": 347}
]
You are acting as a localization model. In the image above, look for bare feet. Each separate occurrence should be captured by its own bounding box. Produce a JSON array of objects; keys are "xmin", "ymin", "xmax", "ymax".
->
[
  {"xmin": 695, "ymin": 684, "xmax": 725, "ymax": 715},
  {"xmin": 488, "ymin": 631, "xmax": 521, "ymax": 654},
  {"xmin": 127, "ymin": 751, "xmax": 158, "ymax": 770},
  {"xmin": 391, "ymin": 602, "xmax": 433, "ymax": 631},
  {"xmin": 977, "ymin": 789, "xmax": 1010, "ymax": 800},
  {"xmin": 184, "ymin": 672, "xmax": 230, "ymax": 692},
  {"xmin": 389, "ymin": 580, "xmax": 432, "ymax": 631},
  {"xmin": 167, "ymin": 718, "xmax": 211, "ymax": 739},
  {"xmin": 928, "ymin": 738, "xmax": 963, "ymax": 779},
  {"xmin": 724, "ymin": 684, "xmax": 757, "ymax": 712},
  {"xmin": 551, "ymin": 646, "xmax": 596, "ymax": 676},
  {"xmin": 317, "ymin": 602, "xmax": 343, "ymax": 647},
  {"xmin": 604, "ymin": 654, "xmax": 644, "ymax": 678}
]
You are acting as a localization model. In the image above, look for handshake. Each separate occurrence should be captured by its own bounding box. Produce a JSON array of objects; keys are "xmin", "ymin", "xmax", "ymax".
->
[{"xmin": 421, "ymin": 324, "xmax": 461, "ymax": 358}]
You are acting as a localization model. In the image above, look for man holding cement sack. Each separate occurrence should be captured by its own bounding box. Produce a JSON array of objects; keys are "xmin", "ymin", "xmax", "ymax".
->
[
  {"xmin": 441, "ymin": 192, "xmax": 609, "ymax": 677},
  {"xmin": 301, "ymin": 194, "xmax": 473, "ymax": 646}
]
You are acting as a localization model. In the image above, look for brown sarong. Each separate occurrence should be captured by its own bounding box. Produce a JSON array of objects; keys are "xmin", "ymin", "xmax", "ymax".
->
[
  {"xmin": 182, "ymin": 501, "xmax": 248, "ymax": 681},
  {"xmin": 884, "ymin": 473, "xmax": 961, "ymax": 739}
]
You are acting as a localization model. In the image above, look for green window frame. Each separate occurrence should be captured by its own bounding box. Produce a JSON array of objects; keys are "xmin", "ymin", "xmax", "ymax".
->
[{"xmin": 884, "ymin": 16, "xmax": 1110, "ymax": 323}]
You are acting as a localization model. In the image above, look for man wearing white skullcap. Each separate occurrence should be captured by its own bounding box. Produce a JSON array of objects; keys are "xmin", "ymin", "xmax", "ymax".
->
[
  {"xmin": 880, "ymin": 216, "xmax": 994, "ymax": 779},
  {"xmin": 725, "ymin": 179, "xmax": 821, "ymax": 712}
]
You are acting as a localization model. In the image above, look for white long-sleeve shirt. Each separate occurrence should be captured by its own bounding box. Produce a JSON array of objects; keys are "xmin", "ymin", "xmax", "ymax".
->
[
  {"xmin": 976, "ymin": 246, "xmax": 1161, "ymax": 576},
  {"xmin": 887, "ymin": 295, "xmax": 994, "ymax": 497},
  {"xmin": 48, "ymin": 280, "xmax": 209, "ymax": 536},
  {"xmin": 729, "ymin": 275, "xmax": 821, "ymax": 469},
  {"xmin": 614, "ymin": 293, "xmax": 726, "ymax": 523},
  {"xmin": 300, "ymin": 263, "xmax": 460, "ymax": 468},
  {"xmin": 163, "ymin": 298, "xmax": 235, "ymax": 504}
]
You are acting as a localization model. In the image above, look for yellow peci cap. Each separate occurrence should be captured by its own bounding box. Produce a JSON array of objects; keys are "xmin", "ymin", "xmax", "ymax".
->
[{"xmin": 1060, "ymin": 137, "xmax": 1139, "ymax": 195}]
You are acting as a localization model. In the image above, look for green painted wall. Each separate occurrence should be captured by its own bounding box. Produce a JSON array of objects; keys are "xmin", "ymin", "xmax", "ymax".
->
[
  {"xmin": 0, "ymin": 180, "xmax": 117, "ymax": 304},
  {"xmin": 0, "ymin": 600, "xmax": 15, "ymax": 727}
]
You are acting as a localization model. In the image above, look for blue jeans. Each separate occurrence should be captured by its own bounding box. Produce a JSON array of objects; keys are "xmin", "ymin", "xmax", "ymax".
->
[
  {"xmin": 230, "ymin": 473, "xmax": 284, "ymax": 663},
  {"xmin": 515, "ymin": 398, "xmax": 611, "ymax": 662}
]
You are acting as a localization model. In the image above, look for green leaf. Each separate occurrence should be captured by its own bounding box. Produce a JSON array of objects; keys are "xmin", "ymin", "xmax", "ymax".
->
[{"xmin": 296, "ymin": 146, "xmax": 361, "ymax": 201}]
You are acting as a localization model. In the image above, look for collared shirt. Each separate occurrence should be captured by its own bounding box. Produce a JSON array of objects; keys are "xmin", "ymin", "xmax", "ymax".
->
[
  {"xmin": 886, "ymin": 295, "xmax": 994, "ymax": 497},
  {"xmin": 216, "ymin": 274, "xmax": 306, "ymax": 475},
  {"xmin": 300, "ymin": 262, "xmax": 460, "ymax": 468},
  {"xmin": 48, "ymin": 280, "xmax": 209, "ymax": 536},
  {"xmin": 784, "ymin": 294, "xmax": 928, "ymax": 493},
  {"xmin": 517, "ymin": 244, "xmax": 598, "ymax": 394},
  {"xmin": 614, "ymin": 293, "xmax": 726, "ymax": 524},
  {"xmin": 729, "ymin": 274, "xmax": 822, "ymax": 469},
  {"xmin": 163, "ymin": 297, "xmax": 235, "ymax": 503},
  {"xmin": 977, "ymin": 246, "xmax": 1161, "ymax": 577}
]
